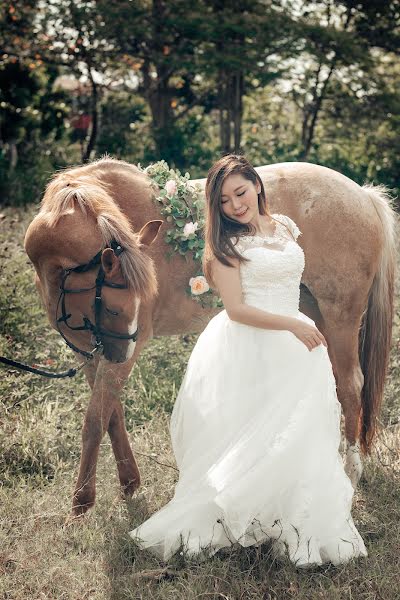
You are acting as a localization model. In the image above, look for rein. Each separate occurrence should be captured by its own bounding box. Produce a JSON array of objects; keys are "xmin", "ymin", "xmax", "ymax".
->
[
  {"xmin": 0, "ymin": 347, "xmax": 101, "ymax": 379},
  {"xmin": 0, "ymin": 240, "xmax": 138, "ymax": 378}
]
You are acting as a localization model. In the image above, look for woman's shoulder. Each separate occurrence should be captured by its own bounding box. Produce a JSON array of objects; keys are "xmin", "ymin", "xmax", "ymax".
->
[{"xmin": 272, "ymin": 213, "xmax": 302, "ymax": 241}]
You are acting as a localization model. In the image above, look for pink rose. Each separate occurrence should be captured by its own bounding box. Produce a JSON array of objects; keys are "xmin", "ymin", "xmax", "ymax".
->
[
  {"xmin": 165, "ymin": 179, "xmax": 177, "ymax": 197},
  {"xmin": 189, "ymin": 275, "xmax": 210, "ymax": 295},
  {"xmin": 183, "ymin": 221, "xmax": 199, "ymax": 238}
]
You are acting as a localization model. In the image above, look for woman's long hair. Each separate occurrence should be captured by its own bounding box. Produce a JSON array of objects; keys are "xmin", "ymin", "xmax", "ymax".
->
[{"xmin": 203, "ymin": 154, "xmax": 274, "ymax": 288}]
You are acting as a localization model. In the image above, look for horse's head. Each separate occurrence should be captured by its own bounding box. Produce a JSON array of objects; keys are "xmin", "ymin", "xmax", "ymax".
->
[
  {"xmin": 48, "ymin": 219, "xmax": 162, "ymax": 364},
  {"xmin": 94, "ymin": 220, "xmax": 161, "ymax": 362},
  {"xmin": 26, "ymin": 163, "xmax": 163, "ymax": 365},
  {"xmin": 84, "ymin": 220, "xmax": 162, "ymax": 363}
]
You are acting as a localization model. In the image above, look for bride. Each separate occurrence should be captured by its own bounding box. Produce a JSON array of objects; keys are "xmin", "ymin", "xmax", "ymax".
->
[{"xmin": 130, "ymin": 154, "xmax": 367, "ymax": 567}]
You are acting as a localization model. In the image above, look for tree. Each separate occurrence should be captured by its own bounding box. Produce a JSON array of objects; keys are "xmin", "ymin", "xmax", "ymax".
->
[
  {"xmin": 287, "ymin": 0, "xmax": 375, "ymax": 159},
  {"xmin": 33, "ymin": 0, "xmax": 116, "ymax": 161},
  {"xmin": 202, "ymin": 0, "xmax": 298, "ymax": 153},
  {"xmin": 342, "ymin": 0, "xmax": 400, "ymax": 55},
  {"xmin": 97, "ymin": 0, "xmax": 300, "ymax": 160}
]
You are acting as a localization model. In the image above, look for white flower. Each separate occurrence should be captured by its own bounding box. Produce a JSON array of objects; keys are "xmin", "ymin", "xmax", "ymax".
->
[
  {"xmin": 189, "ymin": 275, "xmax": 210, "ymax": 295},
  {"xmin": 165, "ymin": 179, "xmax": 177, "ymax": 197},
  {"xmin": 183, "ymin": 221, "xmax": 199, "ymax": 238}
]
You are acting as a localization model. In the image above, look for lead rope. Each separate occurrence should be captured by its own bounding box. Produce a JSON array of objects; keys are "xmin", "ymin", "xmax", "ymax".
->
[{"xmin": 0, "ymin": 345, "xmax": 102, "ymax": 379}]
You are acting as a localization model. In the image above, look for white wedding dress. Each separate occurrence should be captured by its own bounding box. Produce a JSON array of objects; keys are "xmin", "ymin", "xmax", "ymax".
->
[{"xmin": 130, "ymin": 214, "xmax": 367, "ymax": 567}]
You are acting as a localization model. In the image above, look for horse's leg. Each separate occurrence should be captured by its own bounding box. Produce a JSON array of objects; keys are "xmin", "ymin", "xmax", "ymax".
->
[
  {"xmin": 318, "ymin": 312, "xmax": 364, "ymax": 489},
  {"xmin": 82, "ymin": 355, "xmax": 99, "ymax": 390},
  {"xmin": 107, "ymin": 400, "xmax": 140, "ymax": 497},
  {"xmin": 84, "ymin": 370, "xmax": 141, "ymax": 498},
  {"xmin": 106, "ymin": 334, "xmax": 152, "ymax": 497},
  {"xmin": 72, "ymin": 356, "xmax": 136, "ymax": 515}
]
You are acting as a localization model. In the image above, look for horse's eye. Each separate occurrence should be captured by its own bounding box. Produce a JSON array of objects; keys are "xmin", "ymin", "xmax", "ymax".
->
[{"xmin": 105, "ymin": 307, "xmax": 119, "ymax": 316}]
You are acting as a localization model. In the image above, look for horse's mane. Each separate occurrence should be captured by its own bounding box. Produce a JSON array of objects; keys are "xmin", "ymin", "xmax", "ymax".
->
[{"xmin": 39, "ymin": 158, "xmax": 157, "ymax": 301}]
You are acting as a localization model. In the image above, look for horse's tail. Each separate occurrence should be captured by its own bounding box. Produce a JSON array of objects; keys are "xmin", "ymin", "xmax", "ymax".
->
[{"xmin": 359, "ymin": 184, "xmax": 397, "ymax": 453}]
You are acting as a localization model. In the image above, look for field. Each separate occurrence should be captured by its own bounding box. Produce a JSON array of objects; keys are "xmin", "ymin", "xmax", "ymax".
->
[{"xmin": 0, "ymin": 206, "xmax": 399, "ymax": 600}]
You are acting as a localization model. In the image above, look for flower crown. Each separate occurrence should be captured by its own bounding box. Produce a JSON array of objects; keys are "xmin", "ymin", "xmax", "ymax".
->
[{"xmin": 142, "ymin": 161, "xmax": 222, "ymax": 309}]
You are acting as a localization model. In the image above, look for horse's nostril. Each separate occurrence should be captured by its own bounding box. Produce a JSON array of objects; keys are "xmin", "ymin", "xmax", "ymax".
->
[{"xmin": 102, "ymin": 344, "xmax": 127, "ymax": 363}]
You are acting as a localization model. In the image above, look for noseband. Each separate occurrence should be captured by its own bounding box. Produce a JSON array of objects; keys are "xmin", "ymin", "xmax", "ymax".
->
[{"xmin": 56, "ymin": 240, "xmax": 139, "ymax": 358}]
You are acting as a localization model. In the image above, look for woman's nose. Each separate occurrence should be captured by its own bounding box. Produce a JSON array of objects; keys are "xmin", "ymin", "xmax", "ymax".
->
[{"xmin": 232, "ymin": 198, "xmax": 243, "ymax": 209}]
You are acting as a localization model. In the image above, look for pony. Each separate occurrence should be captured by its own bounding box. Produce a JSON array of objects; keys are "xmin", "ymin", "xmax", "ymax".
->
[{"xmin": 24, "ymin": 157, "xmax": 397, "ymax": 516}]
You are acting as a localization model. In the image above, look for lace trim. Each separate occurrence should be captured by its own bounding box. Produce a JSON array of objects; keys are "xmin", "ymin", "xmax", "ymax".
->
[{"xmin": 232, "ymin": 214, "xmax": 301, "ymax": 247}]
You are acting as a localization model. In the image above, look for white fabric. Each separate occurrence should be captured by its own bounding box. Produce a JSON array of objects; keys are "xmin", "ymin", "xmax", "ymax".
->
[{"xmin": 130, "ymin": 213, "xmax": 367, "ymax": 567}]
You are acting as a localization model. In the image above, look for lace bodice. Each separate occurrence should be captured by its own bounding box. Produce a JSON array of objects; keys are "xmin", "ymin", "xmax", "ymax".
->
[{"xmin": 231, "ymin": 214, "xmax": 305, "ymax": 316}]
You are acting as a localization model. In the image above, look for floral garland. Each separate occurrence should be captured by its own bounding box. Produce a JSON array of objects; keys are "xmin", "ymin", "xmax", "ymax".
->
[{"xmin": 142, "ymin": 161, "xmax": 223, "ymax": 309}]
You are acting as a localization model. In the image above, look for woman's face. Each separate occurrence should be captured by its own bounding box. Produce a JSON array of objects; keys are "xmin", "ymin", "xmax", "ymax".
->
[{"xmin": 220, "ymin": 173, "xmax": 261, "ymax": 224}]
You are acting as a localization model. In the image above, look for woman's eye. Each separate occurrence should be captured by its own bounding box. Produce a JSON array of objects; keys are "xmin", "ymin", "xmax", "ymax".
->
[
  {"xmin": 238, "ymin": 191, "xmax": 245, "ymax": 197},
  {"xmin": 105, "ymin": 307, "xmax": 119, "ymax": 316}
]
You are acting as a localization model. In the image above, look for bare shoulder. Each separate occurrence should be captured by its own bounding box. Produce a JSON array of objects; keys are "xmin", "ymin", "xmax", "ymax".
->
[
  {"xmin": 209, "ymin": 254, "xmax": 243, "ymax": 312},
  {"xmin": 210, "ymin": 254, "xmax": 240, "ymax": 277}
]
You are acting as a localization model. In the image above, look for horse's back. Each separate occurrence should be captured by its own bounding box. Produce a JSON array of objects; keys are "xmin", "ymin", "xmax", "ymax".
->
[
  {"xmin": 255, "ymin": 162, "xmax": 378, "ymax": 225},
  {"xmin": 193, "ymin": 160, "xmax": 385, "ymax": 260}
]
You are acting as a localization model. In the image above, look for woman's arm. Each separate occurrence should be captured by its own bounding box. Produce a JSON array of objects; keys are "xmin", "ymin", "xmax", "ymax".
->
[{"xmin": 210, "ymin": 257, "xmax": 327, "ymax": 350}]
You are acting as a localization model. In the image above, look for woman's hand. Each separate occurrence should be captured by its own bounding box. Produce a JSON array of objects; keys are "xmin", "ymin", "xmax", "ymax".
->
[{"xmin": 289, "ymin": 319, "xmax": 328, "ymax": 351}]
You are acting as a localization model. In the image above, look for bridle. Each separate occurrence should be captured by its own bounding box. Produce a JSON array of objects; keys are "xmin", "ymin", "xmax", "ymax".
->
[
  {"xmin": 0, "ymin": 240, "xmax": 138, "ymax": 380},
  {"xmin": 56, "ymin": 240, "xmax": 139, "ymax": 358}
]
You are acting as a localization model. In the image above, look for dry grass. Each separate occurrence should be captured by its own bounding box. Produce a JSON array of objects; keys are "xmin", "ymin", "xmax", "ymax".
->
[{"xmin": 0, "ymin": 206, "xmax": 399, "ymax": 600}]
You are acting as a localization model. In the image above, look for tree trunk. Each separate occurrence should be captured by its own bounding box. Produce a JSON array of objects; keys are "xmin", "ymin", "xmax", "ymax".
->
[
  {"xmin": 299, "ymin": 61, "xmax": 335, "ymax": 161},
  {"xmin": 233, "ymin": 71, "xmax": 243, "ymax": 152},
  {"xmin": 136, "ymin": 0, "xmax": 180, "ymax": 161},
  {"xmin": 82, "ymin": 67, "xmax": 98, "ymax": 162},
  {"xmin": 8, "ymin": 142, "xmax": 18, "ymax": 172},
  {"xmin": 140, "ymin": 58, "xmax": 176, "ymax": 160},
  {"xmin": 299, "ymin": 5, "xmax": 354, "ymax": 160},
  {"xmin": 219, "ymin": 70, "xmax": 231, "ymax": 153},
  {"xmin": 218, "ymin": 70, "xmax": 244, "ymax": 154}
]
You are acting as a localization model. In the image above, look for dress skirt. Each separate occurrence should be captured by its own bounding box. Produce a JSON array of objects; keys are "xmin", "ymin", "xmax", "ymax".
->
[{"xmin": 130, "ymin": 309, "xmax": 367, "ymax": 567}]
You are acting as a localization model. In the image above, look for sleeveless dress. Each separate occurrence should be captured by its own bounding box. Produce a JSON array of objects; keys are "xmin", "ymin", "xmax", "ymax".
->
[{"xmin": 130, "ymin": 214, "xmax": 367, "ymax": 567}]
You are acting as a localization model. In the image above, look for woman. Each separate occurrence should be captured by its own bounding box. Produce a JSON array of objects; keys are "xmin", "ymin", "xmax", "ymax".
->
[{"xmin": 130, "ymin": 154, "xmax": 367, "ymax": 567}]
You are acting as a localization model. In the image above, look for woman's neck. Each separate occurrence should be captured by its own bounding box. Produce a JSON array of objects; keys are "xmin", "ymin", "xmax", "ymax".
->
[{"xmin": 251, "ymin": 215, "xmax": 275, "ymax": 236}]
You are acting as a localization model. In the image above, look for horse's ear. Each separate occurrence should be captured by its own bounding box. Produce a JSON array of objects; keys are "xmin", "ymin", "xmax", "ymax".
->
[
  {"xmin": 137, "ymin": 220, "xmax": 163, "ymax": 247},
  {"xmin": 101, "ymin": 248, "xmax": 120, "ymax": 277}
]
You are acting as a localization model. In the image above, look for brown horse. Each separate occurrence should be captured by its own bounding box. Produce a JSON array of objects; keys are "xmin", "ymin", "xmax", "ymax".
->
[{"xmin": 24, "ymin": 157, "xmax": 396, "ymax": 516}]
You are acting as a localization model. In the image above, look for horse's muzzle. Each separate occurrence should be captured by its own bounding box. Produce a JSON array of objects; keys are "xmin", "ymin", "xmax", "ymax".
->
[{"xmin": 101, "ymin": 339, "xmax": 135, "ymax": 363}]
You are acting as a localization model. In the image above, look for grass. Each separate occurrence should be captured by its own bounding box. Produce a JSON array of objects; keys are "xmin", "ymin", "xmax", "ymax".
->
[{"xmin": 0, "ymin": 205, "xmax": 399, "ymax": 599}]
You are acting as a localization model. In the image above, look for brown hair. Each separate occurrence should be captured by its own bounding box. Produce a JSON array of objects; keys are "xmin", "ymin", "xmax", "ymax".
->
[{"xmin": 203, "ymin": 154, "xmax": 273, "ymax": 287}]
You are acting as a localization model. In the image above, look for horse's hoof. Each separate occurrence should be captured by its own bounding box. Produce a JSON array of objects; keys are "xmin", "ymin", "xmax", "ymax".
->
[
  {"xmin": 121, "ymin": 476, "xmax": 141, "ymax": 498},
  {"xmin": 71, "ymin": 494, "xmax": 95, "ymax": 517},
  {"xmin": 345, "ymin": 443, "xmax": 363, "ymax": 489},
  {"xmin": 63, "ymin": 512, "xmax": 86, "ymax": 527}
]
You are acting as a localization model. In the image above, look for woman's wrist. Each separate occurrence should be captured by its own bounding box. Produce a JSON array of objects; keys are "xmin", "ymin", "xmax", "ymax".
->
[{"xmin": 282, "ymin": 316, "xmax": 298, "ymax": 333}]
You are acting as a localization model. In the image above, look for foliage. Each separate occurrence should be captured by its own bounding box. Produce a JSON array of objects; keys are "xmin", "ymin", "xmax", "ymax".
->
[
  {"xmin": 0, "ymin": 152, "xmax": 55, "ymax": 207},
  {"xmin": 144, "ymin": 160, "xmax": 222, "ymax": 308},
  {"xmin": 342, "ymin": 0, "xmax": 400, "ymax": 55},
  {"xmin": 95, "ymin": 93, "xmax": 147, "ymax": 159},
  {"xmin": 0, "ymin": 56, "xmax": 73, "ymax": 205},
  {"xmin": 1, "ymin": 0, "xmax": 399, "ymax": 202},
  {"xmin": 0, "ymin": 59, "xmax": 70, "ymax": 142}
]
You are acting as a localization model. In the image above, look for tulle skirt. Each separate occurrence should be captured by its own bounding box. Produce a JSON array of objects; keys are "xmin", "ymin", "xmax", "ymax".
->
[{"xmin": 130, "ymin": 309, "xmax": 367, "ymax": 567}]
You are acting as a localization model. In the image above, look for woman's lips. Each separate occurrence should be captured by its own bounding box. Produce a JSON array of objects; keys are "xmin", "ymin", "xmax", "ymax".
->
[{"xmin": 234, "ymin": 208, "xmax": 248, "ymax": 217}]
